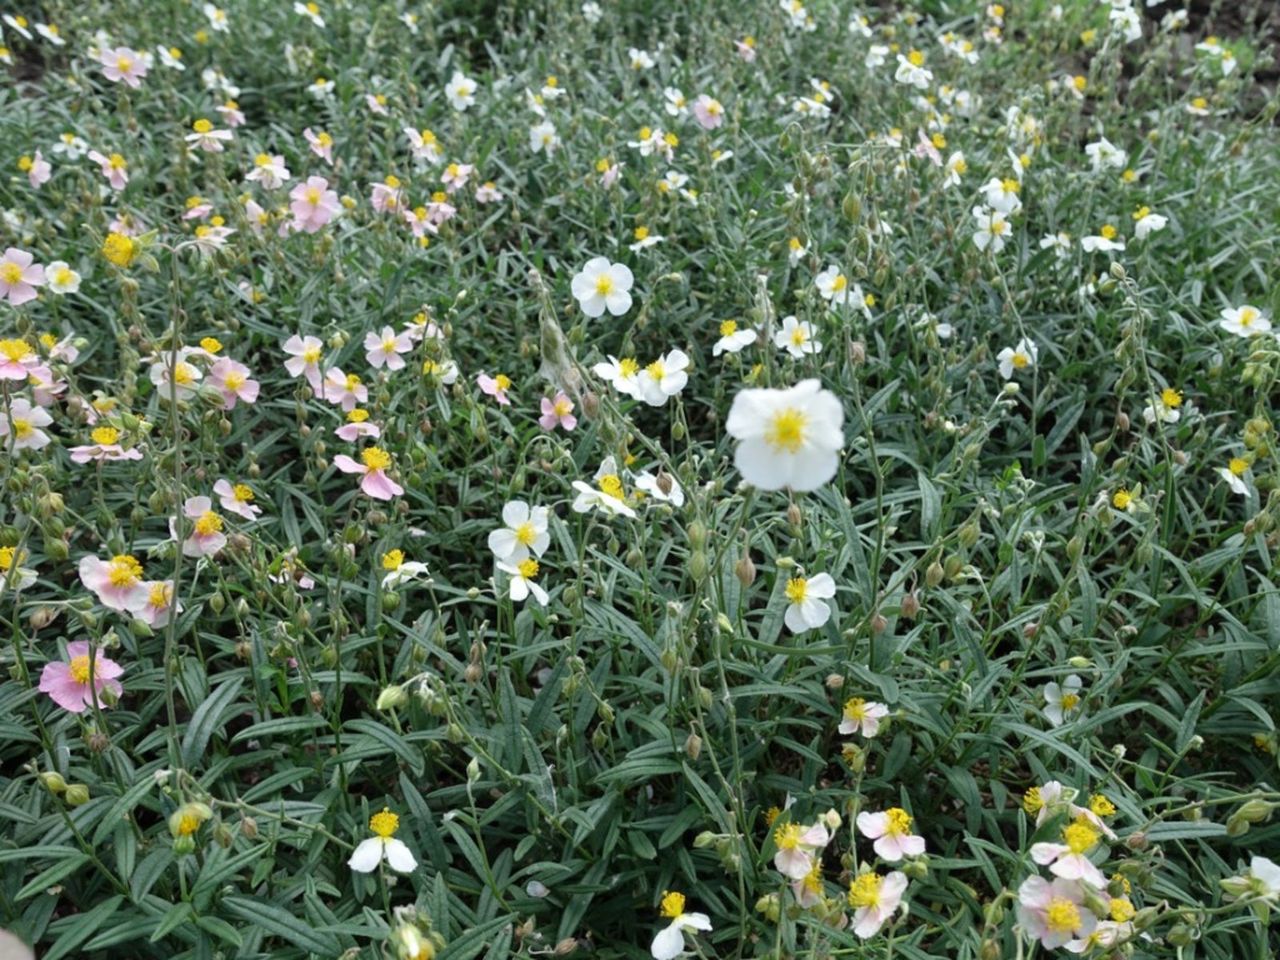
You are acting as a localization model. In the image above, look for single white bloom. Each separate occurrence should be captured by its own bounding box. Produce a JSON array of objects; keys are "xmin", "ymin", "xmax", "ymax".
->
[
  {"xmin": 571, "ymin": 257, "xmax": 634, "ymax": 318},
  {"xmin": 782, "ymin": 572, "xmax": 836, "ymax": 633},
  {"xmin": 774, "ymin": 315, "xmax": 822, "ymax": 358},
  {"xmin": 997, "ymin": 338, "xmax": 1037, "ymax": 379},
  {"xmin": 725, "ymin": 379, "xmax": 845, "ymax": 492},
  {"xmin": 487, "ymin": 501, "xmax": 550, "ymax": 563}
]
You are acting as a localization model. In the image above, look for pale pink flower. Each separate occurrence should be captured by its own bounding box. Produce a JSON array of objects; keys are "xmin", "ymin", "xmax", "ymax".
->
[
  {"xmin": 475, "ymin": 181, "xmax": 503, "ymax": 203},
  {"xmin": 364, "ymin": 325, "xmax": 414, "ymax": 370},
  {"xmin": 289, "ymin": 176, "xmax": 341, "ymax": 233},
  {"xmin": 370, "ymin": 178, "xmax": 405, "ymax": 214},
  {"xmin": 245, "ymin": 152, "xmax": 291, "ymax": 189},
  {"xmin": 365, "ymin": 93, "xmax": 390, "ymax": 115},
  {"xmin": 171, "ymin": 496, "xmax": 228, "ymax": 558},
  {"xmin": 333, "ymin": 447, "xmax": 404, "ymax": 500},
  {"xmin": 735, "ymin": 39, "xmax": 757, "ymax": 62},
  {"xmin": 600, "ymin": 162, "xmax": 622, "ymax": 188},
  {"xmin": 214, "ymin": 478, "xmax": 262, "ymax": 520},
  {"xmin": 477, "ymin": 371, "xmax": 513, "ymax": 406},
  {"xmin": 217, "ymin": 100, "xmax": 246, "ymax": 127},
  {"xmin": 244, "ymin": 198, "xmax": 269, "ymax": 234},
  {"xmin": 78, "ymin": 554, "xmax": 149, "ymax": 611},
  {"xmin": 0, "ymin": 398, "xmax": 53, "ymax": 450},
  {"xmin": 441, "ymin": 161, "xmax": 474, "ymax": 193},
  {"xmin": 69, "ymin": 435, "xmax": 144, "ymax": 464},
  {"xmin": 856, "ymin": 809, "xmax": 926, "ymax": 862},
  {"xmin": 136, "ymin": 580, "xmax": 181, "ymax": 628},
  {"xmin": 323, "ymin": 367, "xmax": 368, "ymax": 410},
  {"xmin": 208, "ymin": 357, "xmax": 260, "ymax": 409},
  {"xmin": 0, "ymin": 248, "xmax": 46, "ymax": 306},
  {"xmin": 39, "ymin": 641, "xmax": 124, "ymax": 713},
  {"xmin": 283, "ymin": 334, "xmax": 325, "ymax": 392},
  {"xmin": 87, "ymin": 150, "xmax": 129, "ymax": 190},
  {"xmin": 185, "ymin": 119, "xmax": 233, "ymax": 152},
  {"xmin": 99, "ymin": 46, "xmax": 149, "ymax": 87},
  {"xmin": 28, "ymin": 365, "xmax": 67, "ymax": 406},
  {"xmin": 692, "ymin": 94, "xmax": 725, "ymax": 130},
  {"xmin": 148, "ymin": 352, "xmax": 202, "ymax": 400},
  {"xmin": 404, "ymin": 205, "xmax": 438, "ymax": 238},
  {"xmin": 838, "ymin": 697, "xmax": 890, "ymax": 737},
  {"xmin": 539, "ymin": 392, "xmax": 577, "ymax": 431},
  {"xmin": 335, "ymin": 411, "xmax": 382, "ymax": 441},
  {"xmin": 1029, "ymin": 781, "xmax": 1117, "ymax": 839},
  {"xmin": 772, "ymin": 820, "xmax": 831, "ymax": 880},
  {"xmin": 1017, "ymin": 876, "xmax": 1097, "ymax": 949},
  {"xmin": 304, "ymin": 127, "xmax": 335, "ymax": 164},
  {"xmin": 850, "ymin": 871, "xmax": 908, "ymax": 939},
  {"xmin": 25, "ymin": 150, "xmax": 52, "ymax": 189},
  {"xmin": 426, "ymin": 194, "xmax": 457, "ymax": 226}
]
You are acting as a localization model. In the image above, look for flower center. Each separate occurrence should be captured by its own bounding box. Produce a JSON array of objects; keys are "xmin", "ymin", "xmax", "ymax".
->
[
  {"xmin": 646, "ymin": 360, "xmax": 665, "ymax": 380},
  {"xmin": 830, "ymin": 274, "xmax": 847, "ymax": 293},
  {"xmin": 1012, "ymin": 353, "xmax": 1029, "ymax": 369},
  {"xmin": 12, "ymin": 418, "xmax": 32, "ymax": 438},
  {"xmin": 517, "ymin": 558, "xmax": 540, "ymax": 579},
  {"xmin": 1112, "ymin": 489, "xmax": 1132, "ymax": 509},
  {"xmin": 1160, "ymin": 387, "xmax": 1182, "ymax": 408},
  {"xmin": 1059, "ymin": 692, "xmax": 1080, "ymax": 712},
  {"xmin": 719, "ymin": 320, "xmax": 738, "ymax": 337},
  {"xmin": 1229, "ymin": 457, "xmax": 1248, "ymax": 476},
  {"xmin": 785, "ymin": 577, "xmax": 808, "ymax": 603},
  {"xmin": 116, "ymin": 56, "xmax": 133, "ymax": 72},
  {"xmin": 1045, "ymin": 897, "xmax": 1081, "ymax": 934},
  {"xmin": 108, "ymin": 554, "xmax": 143, "ymax": 586},
  {"xmin": 515, "ymin": 522, "xmax": 537, "ymax": 546},
  {"xmin": 382, "ymin": 549, "xmax": 404, "ymax": 571},
  {"xmin": 69, "ymin": 655, "xmax": 93, "ymax": 685},
  {"xmin": 790, "ymin": 326, "xmax": 808, "ymax": 347},
  {"xmin": 659, "ymin": 890, "xmax": 686, "ymax": 919},
  {"xmin": 193, "ymin": 119, "xmax": 213, "ymax": 134},
  {"xmin": 149, "ymin": 582, "xmax": 173, "ymax": 608},
  {"xmin": 844, "ymin": 697, "xmax": 867, "ymax": 722},
  {"xmin": 382, "ymin": 336, "xmax": 398, "ymax": 353},
  {"xmin": 370, "ymin": 808, "xmax": 399, "ymax": 838},
  {"xmin": 1240, "ymin": 308, "xmax": 1257, "ymax": 326},
  {"xmin": 494, "ymin": 374, "xmax": 512, "ymax": 392},
  {"xmin": 618, "ymin": 358, "xmax": 639, "ymax": 378},
  {"xmin": 233, "ymin": 484, "xmax": 254, "ymax": 502},
  {"xmin": 362, "ymin": 447, "xmax": 392, "ymax": 471},
  {"xmin": 554, "ymin": 398, "xmax": 572, "ymax": 416},
  {"xmin": 1100, "ymin": 224, "xmax": 1117, "ymax": 240},
  {"xmin": 108, "ymin": 153, "xmax": 127, "ymax": 169},
  {"xmin": 1064, "ymin": 821, "xmax": 1099, "ymax": 855},
  {"xmin": 195, "ymin": 511, "xmax": 223, "ymax": 536},
  {"xmin": 0, "ymin": 546, "xmax": 14, "ymax": 571},
  {"xmin": 594, "ymin": 274, "xmax": 614, "ymax": 296},
  {"xmin": 223, "ymin": 371, "xmax": 245, "ymax": 391},
  {"xmin": 885, "ymin": 807, "xmax": 913, "ymax": 837},
  {"xmin": 305, "ymin": 187, "xmax": 322, "ymax": 205},
  {"xmin": 775, "ymin": 823, "xmax": 804, "ymax": 850},
  {"xmin": 91, "ymin": 426, "xmax": 120, "ymax": 446},
  {"xmin": 303, "ymin": 346, "xmax": 321, "ymax": 364},
  {"xmin": 345, "ymin": 373, "xmax": 361, "ymax": 390},
  {"xmin": 598, "ymin": 474, "xmax": 623, "ymax": 499},
  {"xmin": 1022, "ymin": 787, "xmax": 1043, "ymax": 814},
  {"xmin": 1, "ymin": 264, "xmax": 24, "ymax": 285},
  {"xmin": 764, "ymin": 408, "xmax": 807, "ymax": 454},
  {"xmin": 847, "ymin": 873, "xmax": 883, "ymax": 909}
]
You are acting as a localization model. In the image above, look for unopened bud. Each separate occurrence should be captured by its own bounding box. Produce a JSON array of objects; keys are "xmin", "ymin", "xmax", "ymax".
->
[
  {"xmin": 554, "ymin": 937, "xmax": 578, "ymax": 956},
  {"xmin": 467, "ymin": 757, "xmax": 482, "ymax": 782},
  {"xmin": 65, "ymin": 784, "xmax": 91, "ymax": 806},
  {"xmin": 900, "ymin": 591, "xmax": 919, "ymax": 619},
  {"xmin": 376, "ymin": 685, "xmax": 408, "ymax": 711},
  {"xmin": 786, "ymin": 503, "xmax": 802, "ymax": 527},
  {"xmin": 240, "ymin": 816, "xmax": 258, "ymax": 839},
  {"xmin": 684, "ymin": 733, "xmax": 702, "ymax": 760},
  {"xmin": 39, "ymin": 772, "xmax": 67, "ymax": 794},
  {"xmin": 925, "ymin": 560, "xmax": 944, "ymax": 588},
  {"xmin": 735, "ymin": 553, "xmax": 756, "ymax": 587}
]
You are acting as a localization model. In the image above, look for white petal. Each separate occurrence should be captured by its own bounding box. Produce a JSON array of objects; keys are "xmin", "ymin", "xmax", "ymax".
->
[
  {"xmin": 348, "ymin": 838, "xmax": 383, "ymax": 873},
  {"xmin": 651, "ymin": 923, "xmax": 685, "ymax": 960},
  {"xmin": 384, "ymin": 838, "xmax": 418, "ymax": 873}
]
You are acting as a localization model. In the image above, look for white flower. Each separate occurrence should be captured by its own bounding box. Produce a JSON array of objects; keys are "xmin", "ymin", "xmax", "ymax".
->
[
  {"xmin": 1132, "ymin": 207, "xmax": 1167, "ymax": 240},
  {"xmin": 636, "ymin": 350, "xmax": 690, "ymax": 406},
  {"xmin": 865, "ymin": 44, "xmax": 889, "ymax": 69},
  {"xmin": 774, "ymin": 315, "xmax": 822, "ymax": 358},
  {"xmin": 45, "ymin": 260, "xmax": 82, "ymax": 294},
  {"xmin": 894, "ymin": 52, "xmax": 932, "ymax": 88},
  {"xmin": 663, "ymin": 87, "xmax": 688, "ymax": 116},
  {"xmin": 713, "ymin": 320, "xmax": 757, "ymax": 356},
  {"xmin": 487, "ymin": 501, "xmax": 550, "ymax": 563},
  {"xmin": 997, "ymin": 338, "xmax": 1037, "ymax": 379},
  {"xmin": 725, "ymin": 379, "xmax": 845, "ymax": 492},
  {"xmin": 529, "ymin": 121, "xmax": 559, "ymax": 155},
  {"xmin": 1081, "ymin": 227, "xmax": 1125, "ymax": 253},
  {"xmin": 635, "ymin": 469, "xmax": 684, "ymax": 507},
  {"xmin": 1085, "ymin": 137, "xmax": 1127, "ymax": 172},
  {"xmin": 381, "ymin": 556, "xmax": 429, "ymax": 589},
  {"xmin": 593, "ymin": 355, "xmax": 643, "ymax": 398},
  {"xmin": 1109, "ymin": 4, "xmax": 1141, "ymax": 43},
  {"xmin": 629, "ymin": 48, "xmax": 656, "ymax": 70},
  {"xmin": 1039, "ymin": 231, "xmax": 1072, "ymax": 259},
  {"xmin": 782, "ymin": 572, "xmax": 836, "ymax": 633},
  {"xmin": 814, "ymin": 264, "xmax": 851, "ymax": 306},
  {"xmin": 581, "ymin": 2, "xmax": 602, "ymax": 24},
  {"xmin": 570, "ymin": 257, "xmax": 634, "ymax": 318},
  {"xmin": 838, "ymin": 697, "xmax": 890, "ymax": 737},
  {"xmin": 445, "ymin": 71, "xmax": 477, "ymax": 111},
  {"xmin": 980, "ymin": 177, "xmax": 1022, "ymax": 214},
  {"xmin": 1218, "ymin": 304, "xmax": 1271, "ymax": 338},
  {"xmin": 1217, "ymin": 458, "xmax": 1250, "ymax": 496},
  {"xmin": 572, "ymin": 458, "xmax": 637, "ymax": 518},
  {"xmin": 348, "ymin": 808, "xmax": 417, "ymax": 874},
  {"xmin": 650, "ymin": 892, "xmax": 712, "ymax": 960},
  {"xmin": 1142, "ymin": 386, "xmax": 1183, "ymax": 425},
  {"xmin": 498, "ymin": 558, "xmax": 549, "ymax": 606},
  {"xmin": 1248, "ymin": 856, "xmax": 1280, "ymax": 898},
  {"xmin": 972, "ymin": 205, "xmax": 1011, "ymax": 253},
  {"xmin": 943, "ymin": 151, "xmax": 967, "ymax": 188},
  {"xmin": 1043, "ymin": 674, "xmax": 1083, "ymax": 726}
]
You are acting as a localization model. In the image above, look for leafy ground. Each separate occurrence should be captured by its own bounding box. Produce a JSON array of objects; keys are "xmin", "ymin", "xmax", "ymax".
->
[{"xmin": 1, "ymin": 1, "xmax": 1279, "ymax": 959}]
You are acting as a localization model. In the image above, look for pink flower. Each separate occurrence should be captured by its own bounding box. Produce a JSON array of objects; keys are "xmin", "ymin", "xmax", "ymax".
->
[
  {"xmin": 28, "ymin": 364, "xmax": 67, "ymax": 406},
  {"xmin": 1016, "ymin": 876, "xmax": 1097, "ymax": 950},
  {"xmin": 87, "ymin": 150, "xmax": 129, "ymax": 191},
  {"xmin": 335, "ymin": 410, "xmax": 381, "ymax": 441},
  {"xmin": 323, "ymin": 367, "xmax": 367, "ymax": 410},
  {"xmin": 600, "ymin": 162, "xmax": 622, "ymax": 188},
  {"xmin": 404, "ymin": 205, "xmax": 438, "ymax": 238},
  {"xmin": 283, "ymin": 334, "xmax": 325, "ymax": 392},
  {"xmin": 692, "ymin": 94, "xmax": 725, "ymax": 130},
  {"xmin": 217, "ymin": 100, "xmax": 246, "ymax": 127},
  {"xmin": 333, "ymin": 446, "xmax": 404, "ymax": 500},
  {"xmin": 0, "ymin": 335, "xmax": 39, "ymax": 379},
  {"xmin": 734, "ymin": 39, "xmax": 757, "ymax": 63},
  {"xmin": 99, "ymin": 46, "xmax": 149, "ymax": 87},
  {"xmin": 69, "ymin": 429, "xmax": 145, "ymax": 464},
  {"xmin": 477, "ymin": 371, "xmax": 513, "ymax": 406},
  {"xmin": 856, "ymin": 808, "xmax": 926, "ymax": 862},
  {"xmin": 365, "ymin": 93, "xmax": 389, "ymax": 116},
  {"xmin": 209, "ymin": 357, "xmax": 260, "ymax": 409},
  {"xmin": 539, "ymin": 392, "xmax": 577, "ymax": 431},
  {"xmin": 441, "ymin": 161, "xmax": 474, "ymax": 193},
  {"xmin": 370, "ymin": 178, "xmax": 405, "ymax": 214},
  {"xmin": 214, "ymin": 478, "xmax": 262, "ymax": 520},
  {"xmin": 303, "ymin": 127, "xmax": 335, "ymax": 164},
  {"xmin": 289, "ymin": 175, "xmax": 341, "ymax": 233},
  {"xmin": 475, "ymin": 181, "xmax": 503, "ymax": 203},
  {"xmin": 136, "ymin": 580, "xmax": 181, "ymax": 628},
  {"xmin": 39, "ymin": 641, "xmax": 124, "ymax": 713},
  {"xmin": 0, "ymin": 248, "xmax": 46, "ymax": 306},
  {"xmin": 364, "ymin": 325, "xmax": 414, "ymax": 370},
  {"xmin": 78, "ymin": 553, "xmax": 149, "ymax": 611},
  {"xmin": 772, "ymin": 820, "xmax": 831, "ymax": 880},
  {"xmin": 171, "ymin": 496, "xmax": 227, "ymax": 558},
  {"xmin": 25, "ymin": 150, "xmax": 52, "ymax": 189},
  {"xmin": 838, "ymin": 697, "xmax": 890, "ymax": 737},
  {"xmin": 849, "ymin": 871, "xmax": 908, "ymax": 939}
]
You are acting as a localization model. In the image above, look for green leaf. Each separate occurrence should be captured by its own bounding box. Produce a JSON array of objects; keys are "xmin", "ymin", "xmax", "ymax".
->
[
  {"xmin": 43, "ymin": 895, "xmax": 124, "ymax": 960},
  {"xmin": 221, "ymin": 895, "xmax": 342, "ymax": 955},
  {"xmin": 181, "ymin": 676, "xmax": 245, "ymax": 768}
]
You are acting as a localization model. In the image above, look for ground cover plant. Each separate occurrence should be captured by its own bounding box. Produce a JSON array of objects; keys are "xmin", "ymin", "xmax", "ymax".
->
[{"xmin": 1, "ymin": 0, "xmax": 1279, "ymax": 957}]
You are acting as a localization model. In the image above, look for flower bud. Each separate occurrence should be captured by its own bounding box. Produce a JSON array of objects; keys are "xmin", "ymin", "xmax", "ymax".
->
[
  {"xmin": 240, "ymin": 816, "xmax": 258, "ymax": 839},
  {"xmin": 554, "ymin": 937, "xmax": 578, "ymax": 956},
  {"xmin": 786, "ymin": 503, "xmax": 802, "ymax": 527},
  {"xmin": 688, "ymin": 550, "xmax": 708, "ymax": 582},
  {"xmin": 467, "ymin": 757, "xmax": 482, "ymax": 782},
  {"xmin": 1109, "ymin": 260, "xmax": 1127, "ymax": 281},
  {"xmin": 900, "ymin": 591, "xmax": 920, "ymax": 619},
  {"xmin": 684, "ymin": 733, "xmax": 702, "ymax": 760},
  {"xmin": 377, "ymin": 685, "xmax": 408, "ymax": 711},
  {"xmin": 687, "ymin": 520, "xmax": 707, "ymax": 549},
  {"xmin": 925, "ymin": 560, "xmax": 944, "ymax": 588},
  {"xmin": 693, "ymin": 831, "xmax": 718, "ymax": 849},
  {"xmin": 735, "ymin": 553, "xmax": 756, "ymax": 587},
  {"xmin": 39, "ymin": 772, "xmax": 67, "ymax": 794}
]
